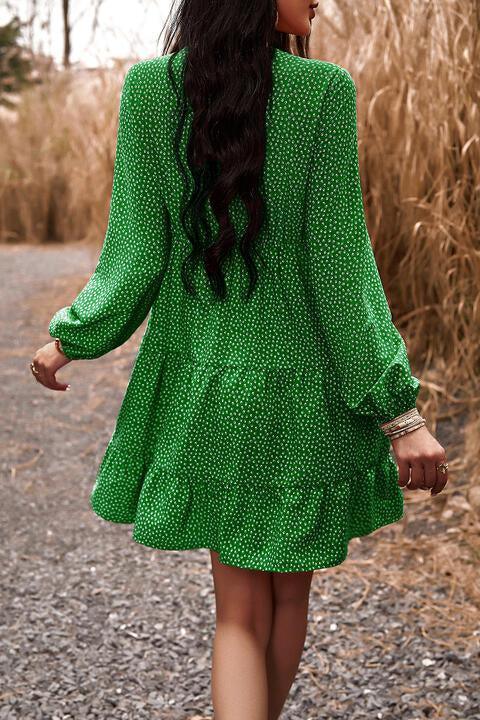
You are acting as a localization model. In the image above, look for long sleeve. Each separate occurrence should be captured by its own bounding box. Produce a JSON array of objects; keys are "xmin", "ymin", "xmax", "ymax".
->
[
  {"xmin": 48, "ymin": 62, "xmax": 169, "ymax": 360},
  {"xmin": 305, "ymin": 66, "xmax": 420, "ymax": 425}
]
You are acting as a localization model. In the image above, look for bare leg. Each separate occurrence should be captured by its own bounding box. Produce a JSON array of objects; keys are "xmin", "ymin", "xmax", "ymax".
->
[
  {"xmin": 209, "ymin": 549, "xmax": 273, "ymax": 720},
  {"xmin": 265, "ymin": 570, "xmax": 314, "ymax": 720}
]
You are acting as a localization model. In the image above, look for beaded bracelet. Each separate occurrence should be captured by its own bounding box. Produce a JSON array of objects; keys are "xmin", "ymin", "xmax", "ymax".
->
[
  {"xmin": 380, "ymin": 407, "xmax": 426, "ymax": 438},
  {"xmin": 387, "ymin": 418, "xmax": 426, "ymax": 440}
]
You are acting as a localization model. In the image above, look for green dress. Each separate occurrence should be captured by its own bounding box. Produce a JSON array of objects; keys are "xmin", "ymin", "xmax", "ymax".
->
[{"xmin": 48, "ymin": 47, "xmax": 420, "ymax": 572}]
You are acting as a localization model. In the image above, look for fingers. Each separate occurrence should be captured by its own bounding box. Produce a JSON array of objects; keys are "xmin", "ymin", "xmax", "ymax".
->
[
  {"xmin": 397, "ymin": 459, "xmax": 411, "ymax": 489},
  {"xmin": 431, "ymin": 459, "xmax": 449, "ymax": 496},
  {"xmin": 423, "ymin": 452, "xmax": 449, "ymax": 496},
  {"xmin": 397, "ymin": 459, "xmax": 449, "ymax": 495},
  {"xmin": 407, "ymin": 462, "xmax": 425, "ymax": 491},
  {"xmin": 397, "ymin": 462, "xmax": 422, "ymax": 491},
  {"xmin": 393, "ymin": 431, "xmax": 449, "ymax": 496},
  {"xmin": 422, "ymin": 460, "xmax": 437, "ymax": 491},
  {"xmin": 44, "ymin": 368, "xmax": 70, "ymax": 391},
  {"xmin": 30, "ymin": 360, "xmax": 70, "ymax": 392}
]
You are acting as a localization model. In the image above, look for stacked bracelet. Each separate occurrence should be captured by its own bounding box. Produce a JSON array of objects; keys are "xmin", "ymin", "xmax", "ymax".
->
[{"xmin": 380, "ymin": 407, "xmax": 426, "ymax": 440}]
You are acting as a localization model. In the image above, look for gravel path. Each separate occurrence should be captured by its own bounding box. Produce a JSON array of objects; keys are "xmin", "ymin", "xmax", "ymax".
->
[{"xmin": 1, "ymin": 243, "xmax": 478, "ymax": 720}]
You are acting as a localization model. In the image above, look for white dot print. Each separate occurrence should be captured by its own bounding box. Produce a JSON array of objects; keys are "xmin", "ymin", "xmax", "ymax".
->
[{"xmin": 49, "ymin": 47, "xmax": 420, "ymax": 572}]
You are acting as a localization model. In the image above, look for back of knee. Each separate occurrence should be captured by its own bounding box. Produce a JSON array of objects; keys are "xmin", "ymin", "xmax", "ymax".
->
[{"xmin": 215, "ymin": 587, "xmax": 271, "ymax": 640}]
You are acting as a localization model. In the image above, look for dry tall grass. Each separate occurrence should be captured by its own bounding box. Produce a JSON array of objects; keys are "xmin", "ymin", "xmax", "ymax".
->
[
  {"xmin": 310, "ymin": 0, "xmax": 480, "ymax": 621},
  {"xmin": 0, "ymin": 62, "xmax": 129, "ymax": 246},
  {"xmin": 312, "ymin": 0, "xmax": 479, "ymax": 416},
  {"xmin": 1, "ymin": 0, "xmax": 478, "ymax": 615}
]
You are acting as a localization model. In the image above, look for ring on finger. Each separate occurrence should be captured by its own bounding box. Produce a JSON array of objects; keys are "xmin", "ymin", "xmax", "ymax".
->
[{"xmin": 30, "ymin": 361, "xmax": 40, "ymax": 376}]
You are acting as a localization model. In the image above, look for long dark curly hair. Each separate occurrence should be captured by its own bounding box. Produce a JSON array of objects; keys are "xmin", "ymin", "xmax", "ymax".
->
[{"xmin": 157, "ymin": 1, "xmax": 311, "ymax": 301}]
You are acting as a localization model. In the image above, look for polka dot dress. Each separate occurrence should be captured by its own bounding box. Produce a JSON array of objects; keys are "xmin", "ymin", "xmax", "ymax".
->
[{"xmin": 48, "ymin": 47, "xmax": 421, "ymax": 572}]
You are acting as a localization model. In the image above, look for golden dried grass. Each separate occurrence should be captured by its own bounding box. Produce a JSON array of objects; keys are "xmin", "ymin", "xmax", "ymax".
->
[
  {"xmin": 310, "ymin": 0, "xmax": 480, "ymax": 615},
  {"xmin": 0, "ymin": 64, "xmax": 128, "ymax": 246}
]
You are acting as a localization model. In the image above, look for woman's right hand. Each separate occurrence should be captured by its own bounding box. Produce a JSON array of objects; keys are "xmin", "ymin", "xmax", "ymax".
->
[
  {"xmin": 30, "ymin": 340, "xmax": 72, "ymax": 391},
  {"xmin": 390, "ymin": 424, "xmax": 449, "ymax": 496}
]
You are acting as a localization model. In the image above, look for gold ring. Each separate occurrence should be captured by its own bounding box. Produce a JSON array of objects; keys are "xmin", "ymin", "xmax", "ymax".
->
[
  {"xmin": 436, "ymin": 462, "xmax": 449, "ymax": 474},
  {"xmin": 30, "ymin": 361, "xmax": 40, "ymax": 375}
]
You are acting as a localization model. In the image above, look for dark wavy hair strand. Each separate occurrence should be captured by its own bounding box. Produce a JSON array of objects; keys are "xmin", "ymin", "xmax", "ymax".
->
[{"xmin": 156, "ymin": 1, "xmax": 311, "ymax": 301}]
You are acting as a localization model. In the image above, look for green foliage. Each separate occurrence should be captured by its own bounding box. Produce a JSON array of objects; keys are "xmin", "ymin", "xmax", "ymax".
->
[{"xmin": 0, "ymin": 15, "xmax": 34, "ymax": 108}]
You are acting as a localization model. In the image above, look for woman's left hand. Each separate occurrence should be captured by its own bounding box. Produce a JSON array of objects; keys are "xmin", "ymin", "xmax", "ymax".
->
[{"xmin": 30, "ymin": 341, "xmax": 72, "ymax": 391}]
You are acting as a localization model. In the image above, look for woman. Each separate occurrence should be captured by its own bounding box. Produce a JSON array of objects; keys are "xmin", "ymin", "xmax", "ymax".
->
[{"xmin": 31, "ymin": 1, "xmax": 449, "ymax": 718}]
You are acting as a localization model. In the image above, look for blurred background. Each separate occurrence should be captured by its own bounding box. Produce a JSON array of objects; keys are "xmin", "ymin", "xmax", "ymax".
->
[{"xmin": 1, "ymin": 1, "xmax": 479, "ymax": 719}]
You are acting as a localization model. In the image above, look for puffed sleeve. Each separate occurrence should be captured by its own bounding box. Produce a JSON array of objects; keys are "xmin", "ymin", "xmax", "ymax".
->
[
  {"xmin": 48, "ymin": 62, "xmax": 169, "ymax": 360},
  {"xmin": 306, "ymin": 65, "xmax": 421, "ymax": 425}
]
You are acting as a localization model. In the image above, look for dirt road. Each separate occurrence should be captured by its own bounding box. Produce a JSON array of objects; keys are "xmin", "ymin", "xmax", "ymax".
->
[{"xmin": 1, "ymin": 243, "xmax": 477, "ymax": 719}]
